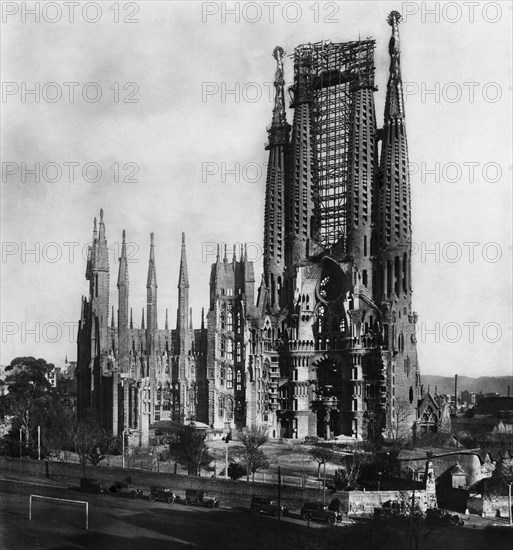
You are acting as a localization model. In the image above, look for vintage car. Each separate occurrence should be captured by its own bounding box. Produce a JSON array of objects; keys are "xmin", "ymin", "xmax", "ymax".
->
[
  {"xmin": 300, "ymin": 501, "xmax": 341, "ymax": 524},
  {"xmin": 109, "ymin": 481, "xmax": 144, "ymax": 499},
  {"xmin": 425, "ymin": 508, "xmax": 464, "ymax": 526},
  {"xmin": 180, "ymin": 489, "xmax": 219, "ymax": 508},
  {"xmin": 373, "ymin": 500, "xmax": 404, "ymax": 520},
  {"xmin": 149, "ymin": 486, "xmax": 176, "ymax": 503},
  {"xmin": 250, "ymin": 496, "xmax": 288, "ymax": 517},
  {"xmin": 77, "ymin": 478, "xmax": 107, "ymax": 494}
]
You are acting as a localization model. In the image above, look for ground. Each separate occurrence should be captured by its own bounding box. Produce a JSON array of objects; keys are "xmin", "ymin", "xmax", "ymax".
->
[{"xmin": 1, "ymin": 475, "xmax": 513, "ymax": 550}]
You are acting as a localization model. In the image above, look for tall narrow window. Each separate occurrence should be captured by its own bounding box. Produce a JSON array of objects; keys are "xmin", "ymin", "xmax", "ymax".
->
[
  {"xmin": 226, "ymin": 339, "xmax": 233, "ymax": 361},
  {"xmin": 226, "ymin": 368, "xmax": 233, "ymax": 389}
]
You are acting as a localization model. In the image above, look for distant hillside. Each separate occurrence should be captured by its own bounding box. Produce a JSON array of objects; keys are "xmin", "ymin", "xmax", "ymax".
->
[{"xmin": 421, "ymin": 375, "xmax": 513, "ymax": 396}]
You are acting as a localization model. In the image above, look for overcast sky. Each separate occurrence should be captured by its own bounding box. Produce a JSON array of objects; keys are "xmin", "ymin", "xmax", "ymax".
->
[{"xmin": 1, "ymin": 1, "xmax": 512, "ymax": 381}]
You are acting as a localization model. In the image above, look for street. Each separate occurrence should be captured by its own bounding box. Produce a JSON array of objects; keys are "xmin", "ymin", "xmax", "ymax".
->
[
  {"xmin": 0, "ymin": 477, "xmax": 333, "ymax": 550},
  {"xmin": 2, "ymin": 476, "xmax": 513, "ymax": 550}
]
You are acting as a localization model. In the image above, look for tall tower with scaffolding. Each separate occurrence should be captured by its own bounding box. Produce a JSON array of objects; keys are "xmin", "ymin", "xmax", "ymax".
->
[{"xmin": 253, "ymin": 11, "xmax": 422, "ymax": 440}]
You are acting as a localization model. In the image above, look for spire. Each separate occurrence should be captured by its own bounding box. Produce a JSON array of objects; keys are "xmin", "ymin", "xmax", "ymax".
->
[
  {"xmin": 176, "ymin": 233, "xmax": 190, "ymax": 355},
  {"xmin": 178, "ymin": 232, "xmax": 189, "ymax": 288},
  {"xmin": 216, "ymin": 244, "xmax": 220, "ymax": 262},
  {"xmin": 117, "ymin": 230, "xmax": 128, "ymax": 286},
  {"xmin": 201, "ymin": 307, "xmax": 205, "ymax": 330},
  {"xmin": 165, "ymin": 308, "xmax": 169, "ymax": 330},
  {"xmin": 384, "ymin": 11, "xmax": 404, "ymax": 121},
  {"xmin": 223, "ymin": 244, "xmax": 228, "ymax": 263},
  {"xmin": 146, "ymin": 233, "xmax": 158, "ymax": 355},
  {"xmin": 130, "ymin": 307, "xmax": 133, "ymax": 329},
  {"xmin": 95, "ymin": 208, "xmax": 109, "ymax": 271},
  {"xmin": 267, "ymin": 46, "xmax": 289, "ymax": 147},
  {"xmin": 111, "ymin": 306, "xmax": 115, "ymax": 328},
  {"xmin": 141, "ymin": 308, "xmax": 145, "ymax": 330},
  {"xmin": 189, "ymin": 307, "xmax": 193, "ymax": 330},
  {"xmin": 232, "ymin": 244, "xmax": 236, "ymax": 263},
  {"xmin": 147, "ymin": 232, "xmax": 157, "ymax": 287}
]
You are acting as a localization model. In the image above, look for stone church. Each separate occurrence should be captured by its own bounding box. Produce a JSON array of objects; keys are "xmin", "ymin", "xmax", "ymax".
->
[{"xmin": 77, "ymin": 12, "xmax": 436, "ymax": 445}]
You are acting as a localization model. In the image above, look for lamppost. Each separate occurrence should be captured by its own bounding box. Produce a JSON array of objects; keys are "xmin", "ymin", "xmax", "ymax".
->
[
  {"xmin": 322, "ymin": 459, "xmax": 327, "ymax": 506},
  {"xmin": 406, "ymin": 465, "xmax": 416, "ymax": 550},
  {"xmin": 122, "ymin": 428, "xmax": 133, "ymax": 469}
]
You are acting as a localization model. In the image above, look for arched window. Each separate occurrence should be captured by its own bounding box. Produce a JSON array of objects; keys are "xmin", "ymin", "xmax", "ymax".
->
[
  {"xmin": 226, "ymin": 368, "xmax": 233, "ymax": 389},
  {"xmin": 409, "ymin": 386, "xmax": 414, "ymax": 404},
  {"xmin": 218, "ymin": 395, "xmax": 225, "ymax": 417},
  {"xmin": 220, "ymin": 336, "xmax": 225, "ymax": 357},
  {"xmin": 362, "ymin": 270, "xmax": 368, "ymax": 287},
  {"xmin": 236, "ymin": 341, "xmax": 241, "ymax": 361},
  {"xmin": 226, "ymin": 311, "xmax": 233, "ymax": 331},
  {"xmin": 398, "ymin": 333, "xmax": 404, "ymax": 353},
  {"xmin": 236, "ymin": 370, "xmax": 242, "ymax": 392},
  {"xmin": 219, "ymin": 363, "xmax": 225, "ymax": 385}
]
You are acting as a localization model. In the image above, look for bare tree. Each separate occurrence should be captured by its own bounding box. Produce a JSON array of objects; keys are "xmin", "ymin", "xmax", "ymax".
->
[
  {"xmin": 390, "ymin": 399, "xmax": 412, "ymax": 441},
  {"xmin": 239, "ymin": 425, "xmax": 270, "ymax": 481},
  {"xmin": 71, "ymin": 412, "xmax": 105, "ymax": 479},
  {"xmin": 334, "ymin": 446, "xmax": 372, "ymax": 490},
  {"xmin": 242, "ymin": 449, "xmax": 270, "ymax": 482},
  {"xmin": 309, "ymin": 445, "xmax": 335, "ymax": 480}
]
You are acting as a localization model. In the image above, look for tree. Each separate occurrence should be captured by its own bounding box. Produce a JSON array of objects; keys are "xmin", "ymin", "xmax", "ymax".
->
[
  {"xmin": 390, "ymin": 399, "xmax": 412, "ymax": 442},
  {"xmin": 239, "ymin": 426, "xmax": 270, "ymax": 482},
  {"xmin": 0, "ymin": 357, "xmax": 57, "ymax": 457},
  {"xmin": 41, "ymin": 407, "xmax": 76, "ymax": 461},
  {"xmin": 168, "ymin": 424, "xmax": 213, "ymax": 476},
  {"xmin": 70, "ymin": 412, "xmax": 106, "ymax": 478},
  {"xmin": 241, "ymin": 449, "xmax": 270, "ymax": 482},
  {"xmin": 334, "ymin": 446, "xmax": 372, "ymax": 490},
  {"xmin": 309, "ymin": 444, "xmax": 335, "ymax": 480},
  {"xmin": 227, "ymin": 461, "xmax": 246, "ymax": 480}
]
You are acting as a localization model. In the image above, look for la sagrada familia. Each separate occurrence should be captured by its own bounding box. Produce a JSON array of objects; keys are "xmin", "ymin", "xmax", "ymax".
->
[{"xmin": 77, "ymin": 12, "xmax": 441, "ymax": 445}]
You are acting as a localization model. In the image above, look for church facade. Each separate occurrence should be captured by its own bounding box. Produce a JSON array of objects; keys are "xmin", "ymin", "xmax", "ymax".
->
[{"xmin": 77, "ymin": 12, "xmax": 430, "ymax": 445}]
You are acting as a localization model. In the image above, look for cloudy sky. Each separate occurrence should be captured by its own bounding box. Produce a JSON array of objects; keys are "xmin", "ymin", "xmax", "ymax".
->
[{"xmin": 1, "ymin": 1, "xmax": 512, "ymax": 380}]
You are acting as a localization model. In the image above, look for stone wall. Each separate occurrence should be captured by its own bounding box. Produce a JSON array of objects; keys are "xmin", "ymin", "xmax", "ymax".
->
[
  {"xmin": 0, "ymin": 456, "xmax": 319, "ymax": 509},
  {"xmin": 332, "ymin": 489, "xmax": 437, "ymax": 516},
  {"xmin": 1, "ymin": 457, "xmax": 439, "ymax": 516}
]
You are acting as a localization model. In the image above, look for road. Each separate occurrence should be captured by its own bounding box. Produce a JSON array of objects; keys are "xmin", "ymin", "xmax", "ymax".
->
[
  {"xmin": 2, "ymin": 476, "xmax": 513, "ymax": 550},
  {"xmin": 0, "ymin": 477, "xmax": 335, "ymax": 550}
]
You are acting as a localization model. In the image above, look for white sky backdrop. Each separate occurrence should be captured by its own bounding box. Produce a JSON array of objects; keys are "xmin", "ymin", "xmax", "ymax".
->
[{"xmin": 1, "ymin": 1, "xmax": 512, "ymax": 379}]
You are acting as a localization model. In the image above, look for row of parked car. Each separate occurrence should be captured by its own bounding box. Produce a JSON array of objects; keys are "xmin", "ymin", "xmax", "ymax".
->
[
  {"xmin": 78, "ymin": 480, "xmax": 341, "ymax": 524},
  {"xmin": 77, "ymin": 478, "xmax": 219, "ymax": 508},
  {"xmin": 250, "ymin": 496, "xmax": 342, "ymax": 524},
  {"xmin": 374, "ymin": 500, "xmax": 464, "ymax": 526}
]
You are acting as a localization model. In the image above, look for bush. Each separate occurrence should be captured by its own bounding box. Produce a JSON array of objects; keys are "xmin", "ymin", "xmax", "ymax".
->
[{"xmin": 227, "ymin": 461, "xmax": 245, "ymax": 480}]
